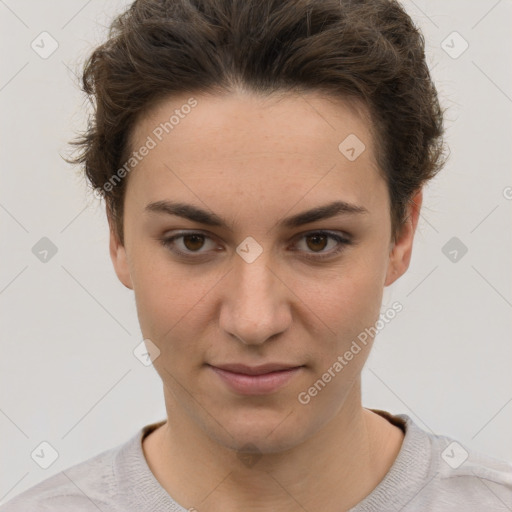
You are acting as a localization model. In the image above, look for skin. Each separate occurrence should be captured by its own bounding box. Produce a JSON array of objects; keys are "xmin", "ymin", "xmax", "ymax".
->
[{"xmin": 109, "ymin": 89, "xmax": 422, "ymax": 512}]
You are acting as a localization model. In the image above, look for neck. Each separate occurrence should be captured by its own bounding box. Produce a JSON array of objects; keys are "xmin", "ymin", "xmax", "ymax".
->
[{"xmin": 143, "ymin": 380, "xmax": 404, "ymax": 512}]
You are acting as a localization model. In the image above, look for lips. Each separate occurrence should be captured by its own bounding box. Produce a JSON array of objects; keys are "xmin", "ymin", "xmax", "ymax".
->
[
  {"xmin": 207, "ymin": 363, "xmax": 304, "ymax": 395},
  {"xmin": 209, "ymin": 363, "xmax": 303, "ymax": 375}
]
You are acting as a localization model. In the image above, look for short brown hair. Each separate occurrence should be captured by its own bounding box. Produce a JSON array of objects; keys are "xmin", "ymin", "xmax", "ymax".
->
[{"xmin": 68, "ymin": 0, "xmax": 445, "ymax": 245}]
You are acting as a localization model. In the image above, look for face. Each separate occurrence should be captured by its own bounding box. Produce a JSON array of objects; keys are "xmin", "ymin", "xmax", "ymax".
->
[{"xmin": 110, "ymin": 90, "xmax": 421, "ymax": 453}]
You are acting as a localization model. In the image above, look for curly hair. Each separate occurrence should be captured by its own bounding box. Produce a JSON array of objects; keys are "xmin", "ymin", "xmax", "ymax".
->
[{"xmin": 67, "ymin": 0, "xmax": 446, "ymax": 245}]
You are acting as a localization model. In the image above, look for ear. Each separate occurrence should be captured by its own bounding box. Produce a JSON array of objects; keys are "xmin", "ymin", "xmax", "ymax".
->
[
  {"xmin": 384, "ymin": 188, "xmax": 423, "ymax": 287},
  {"xmin": 107, "ymin": 210, "xmax": 133, "ymax": 290}
]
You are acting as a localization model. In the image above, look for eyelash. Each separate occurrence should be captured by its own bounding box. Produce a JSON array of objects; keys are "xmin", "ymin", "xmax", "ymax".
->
[{"xmin": 160, "ymin": 230, "xmax": 352, "ymax": 261}]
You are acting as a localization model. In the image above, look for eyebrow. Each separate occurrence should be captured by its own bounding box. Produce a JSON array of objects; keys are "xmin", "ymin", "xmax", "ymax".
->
[{"xmin": 144, "ymin": 199, "xmax": 368, "ymax": 231}]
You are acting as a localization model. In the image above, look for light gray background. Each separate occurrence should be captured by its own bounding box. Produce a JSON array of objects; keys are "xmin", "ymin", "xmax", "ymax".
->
[{"xmin": 1, "ymin": 0, "xmax": 511, "ymax": 503}]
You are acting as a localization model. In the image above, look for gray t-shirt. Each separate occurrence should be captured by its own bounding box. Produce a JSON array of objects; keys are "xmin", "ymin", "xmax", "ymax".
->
[{"xmin": 1, "ymin": 410, "xmax": 511, "ymax": 511}]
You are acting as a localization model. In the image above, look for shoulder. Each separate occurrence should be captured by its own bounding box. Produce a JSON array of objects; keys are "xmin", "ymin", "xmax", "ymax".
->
[
  {"xmin": 0, "ymin": 437, "xmax": 131, "ymax": 512},
  {"xmin": 403, "ymin": 414, "xmax": 512, "ymax": 510},
  {"xmin": 430, "ymin": 433, "xmax": 512, "ymax": 507},
  {"xmin": 360, "ymin": 410, "xmax": 512, "ymax": 511}
]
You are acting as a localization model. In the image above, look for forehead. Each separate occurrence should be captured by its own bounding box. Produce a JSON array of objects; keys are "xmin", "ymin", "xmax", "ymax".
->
[
  {"xmin": 132, "ymin": 90, "xmax": 375, "ymax": 157},
  {"xmin": 126, "ymin": 90, "xmax": 386, "ymax": 215}
]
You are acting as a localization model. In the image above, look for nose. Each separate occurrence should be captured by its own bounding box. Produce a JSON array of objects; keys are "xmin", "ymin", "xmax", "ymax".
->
[{"xmin": 218, "ymin": 250, "xmax": 292, "ymax": 346}]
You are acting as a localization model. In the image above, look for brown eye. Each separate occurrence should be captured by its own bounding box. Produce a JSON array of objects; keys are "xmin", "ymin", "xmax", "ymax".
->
[
  {"xmin": 161, "ymin": 231, "xmax": 217, "ymax": 257},
  {"xmin": 294, "ymin": 231, "xmax": 352, "ymax": 260},
  {"xmin": 182, "ymin": 234, "xmax": 206, "ymax": 251},
  {"xmin": 305, "ymin": 233, "xmax": 329, "ymax": 252},
  {"xmin": 161, "ymin": 230, "xmax": 352, "ymax": 262}
]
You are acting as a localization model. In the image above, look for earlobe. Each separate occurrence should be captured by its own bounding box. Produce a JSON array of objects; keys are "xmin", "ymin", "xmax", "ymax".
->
[
  {"xmin": 384, "ymin": 189, "xmax": 423, "ymax": 287},
  {"xmin": 108, "ymin": 215, "xmax": 133, "ymax": 290}
]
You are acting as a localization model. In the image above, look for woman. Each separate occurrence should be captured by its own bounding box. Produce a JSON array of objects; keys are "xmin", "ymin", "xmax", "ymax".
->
[{"xmin": 2, "ymin": 0, "xmax": 511, "ymax": 510}]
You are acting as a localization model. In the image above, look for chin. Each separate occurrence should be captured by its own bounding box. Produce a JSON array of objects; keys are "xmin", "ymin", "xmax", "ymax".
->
[{"xmin": 204, "ymin": 408, "xmax": 312, "ymax": 455}]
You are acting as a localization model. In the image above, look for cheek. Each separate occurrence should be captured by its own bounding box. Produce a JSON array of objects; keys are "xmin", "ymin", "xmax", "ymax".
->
[
  {"xmin": 296, "ymin": 250, "xmax": 388, "ymax": 379},
  {"xmin": 131, "ymin": 251, "xmax": 220, "ymax": 356},
  {"xmin": 307, "ymin": 258, "xmax": 386, "ymax": 336}
]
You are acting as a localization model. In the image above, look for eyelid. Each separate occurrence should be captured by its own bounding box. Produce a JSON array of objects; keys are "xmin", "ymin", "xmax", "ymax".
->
[
  {"xmin": 160, "ymin": 229, "xmax": 352, "ymax": 259},
  {"xmin": 161, "ymin": 230, "xmax": 219, "ymax": 257},
  {"xmin": 289, "ymin": 230, "xmax": 352, "ymax": 260}
]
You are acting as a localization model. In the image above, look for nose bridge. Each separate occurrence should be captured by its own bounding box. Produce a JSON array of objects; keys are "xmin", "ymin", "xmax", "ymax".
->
[
  {"xmin": 220, "ymin": 246, "xmax": 290, "ymax": 345},
  {"xmin": 234, "ymin": 249, "xmax": 274, "ymax": 301}
]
